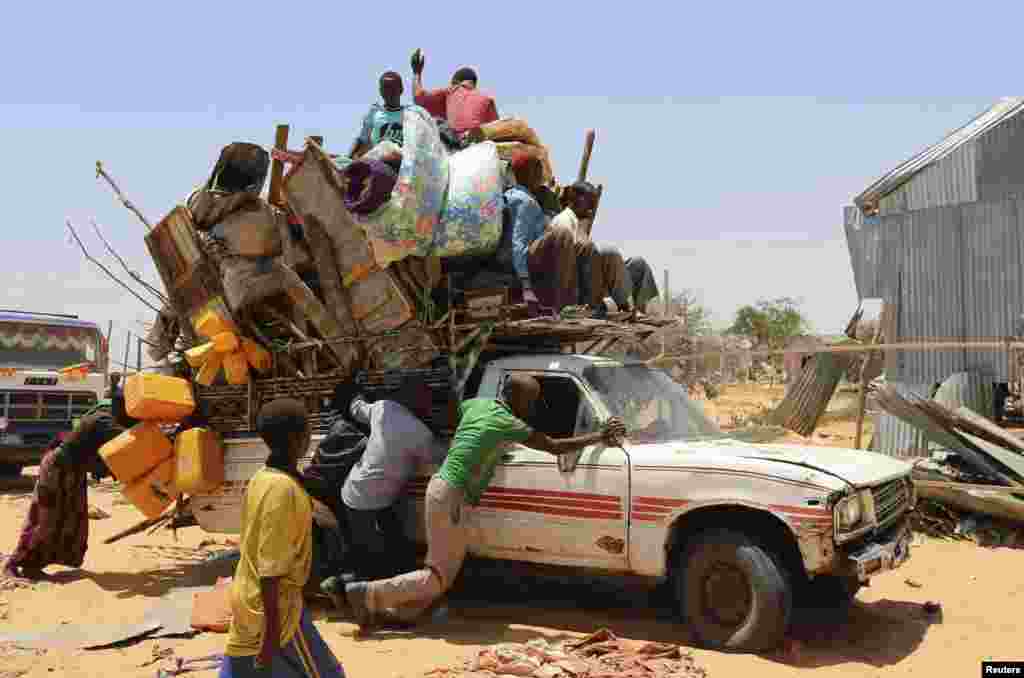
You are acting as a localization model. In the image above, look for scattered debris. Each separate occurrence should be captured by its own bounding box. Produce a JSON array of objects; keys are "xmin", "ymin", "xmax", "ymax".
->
[
  {"xmin": 423, "ymin": 628, "xmax": 706, "ymax": 678},
  {"xmin": 876, "ymin": 385, "xmax": 1024, "ymax": 528},
  {"xmin": 156, "ymin": 653, "xmax": 222, "ymax": 678},
  {"xmin": 139, "ymin": 644, "xmax": 175, "ymax": 668},
  {"xmin": 905, "ymin": 578, "xmax": 923, "ymax": 589},
  {"xmin": 771, "ymin": 350, "xmax": 858, "ymax": 436},
  {"xmin": 87, "ymin": 505, "xmax": 110, "ymax": 520}
]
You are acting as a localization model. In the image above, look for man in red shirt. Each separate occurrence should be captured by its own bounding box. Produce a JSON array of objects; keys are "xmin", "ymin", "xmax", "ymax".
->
[{"xmin": 412, "ymin": 53, "xmax": 498, "ymax": 134}]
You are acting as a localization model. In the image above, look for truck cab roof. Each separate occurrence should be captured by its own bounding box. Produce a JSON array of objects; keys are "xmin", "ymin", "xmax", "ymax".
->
[{"xmin": 482, "ymin": 354, "xmax": 642, "ymax": 377}]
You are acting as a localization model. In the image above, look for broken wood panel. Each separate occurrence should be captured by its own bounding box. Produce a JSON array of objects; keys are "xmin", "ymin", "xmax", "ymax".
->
[{"xmin": 283, "ymin": 146, "xmax": 415, "ymax": 335}]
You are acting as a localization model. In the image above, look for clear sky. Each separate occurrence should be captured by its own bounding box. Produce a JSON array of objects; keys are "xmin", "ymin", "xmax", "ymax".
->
[{"xmin": 1, "ymin": 1, "xmax": 1015, "ymax": 363}]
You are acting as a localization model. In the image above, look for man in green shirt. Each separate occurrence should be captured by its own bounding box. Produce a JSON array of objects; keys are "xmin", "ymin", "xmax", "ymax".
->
[{"xmin": 343, "ymin": 374, "xmax": 626, "ymax": 627}]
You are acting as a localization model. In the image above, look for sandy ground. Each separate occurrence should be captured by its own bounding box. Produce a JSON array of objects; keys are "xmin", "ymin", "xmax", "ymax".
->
[{"xmin": 0, "ymin": 384, "xmax": 1020, "ymax": 678}]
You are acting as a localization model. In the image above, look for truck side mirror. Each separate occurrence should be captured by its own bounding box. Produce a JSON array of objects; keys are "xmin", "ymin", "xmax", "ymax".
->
[{"xmin": 558, "ymin": 449, "xmax": 582, "ymax": 474}]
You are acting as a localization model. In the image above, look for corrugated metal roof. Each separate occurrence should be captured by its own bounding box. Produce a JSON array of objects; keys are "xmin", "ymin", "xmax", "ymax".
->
[{"xmin": 855, "ymin": 97, "xmax": 1024, "ymax": 213}]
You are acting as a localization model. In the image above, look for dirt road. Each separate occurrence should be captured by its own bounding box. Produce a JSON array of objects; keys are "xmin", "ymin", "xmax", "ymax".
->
[{"xmin": 0, "ymin": 384, "xmax": 1019, "ymax": 678}]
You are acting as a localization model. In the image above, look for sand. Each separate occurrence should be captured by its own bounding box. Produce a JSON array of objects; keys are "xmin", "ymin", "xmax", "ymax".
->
[{"xmin": 0, "ymin": 383, "xmax": 1019, "ymax": 678}]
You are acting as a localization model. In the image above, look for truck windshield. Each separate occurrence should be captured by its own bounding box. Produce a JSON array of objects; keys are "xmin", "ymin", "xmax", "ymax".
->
[
  {"xmin": 584, "ymin": 365, "xmax": 725, "ymax": 443},
  {"xmin": 0, "ymin": 320, "xmax": 102, "ymax": 372}
]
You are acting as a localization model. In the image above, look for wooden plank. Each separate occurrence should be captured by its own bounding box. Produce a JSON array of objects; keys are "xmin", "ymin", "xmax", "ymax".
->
[
  {"xmin": 913, "ymin": 479, "xmax": 1024, "ymax": 496},
  {"xmin": 577, "ymin": 129, "xmax": 595, "ymax": 184},
  {"xmin": 268, "ymin": 125, "xmax": 289, "ymax": 208}
]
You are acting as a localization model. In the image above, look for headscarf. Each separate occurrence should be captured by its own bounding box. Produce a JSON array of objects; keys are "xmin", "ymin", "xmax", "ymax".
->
[{"xmin": 57, "ymin": 412, "xmax": 122, "ymax": 468}]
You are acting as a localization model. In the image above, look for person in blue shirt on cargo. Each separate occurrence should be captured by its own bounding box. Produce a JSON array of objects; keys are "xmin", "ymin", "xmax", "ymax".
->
[{"xmin": 349, "ymin": 71, "xmax": 407, "ymax": 160}]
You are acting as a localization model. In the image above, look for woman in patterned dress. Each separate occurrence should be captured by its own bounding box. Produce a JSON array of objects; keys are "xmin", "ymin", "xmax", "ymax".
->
[{"xmin": 3, "ymin": 412, "xmax": 122, "ymax": 580}]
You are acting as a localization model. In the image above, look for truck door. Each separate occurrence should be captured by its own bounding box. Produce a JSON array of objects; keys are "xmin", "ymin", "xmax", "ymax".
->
[{"xmin": 472, "ymin": 370, "xmax": 630, "ymax": 570}]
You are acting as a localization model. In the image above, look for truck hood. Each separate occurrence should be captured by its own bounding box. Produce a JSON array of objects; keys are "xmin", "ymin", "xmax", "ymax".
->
[{"xmin": 734, "ymin": 443, "xmax": 912, "ymax": 488}]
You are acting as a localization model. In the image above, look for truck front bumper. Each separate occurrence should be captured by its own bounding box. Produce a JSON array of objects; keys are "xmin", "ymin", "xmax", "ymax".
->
[{"xmin": 838, "ymin": 518, "xmax": 913, "ymax": 582}]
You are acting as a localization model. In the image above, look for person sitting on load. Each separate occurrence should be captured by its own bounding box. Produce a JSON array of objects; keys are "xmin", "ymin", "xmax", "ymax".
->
[
  {"xmin": 349, "ymin": 71, "xmax": 408, "ymax": 160},
  {"xmin": 411, "ymin": 52, "xmax": 498, "ymax": 135},
  {"xmin": 550, "ymin": 181, "xmax": 660, "ymax": 317}
]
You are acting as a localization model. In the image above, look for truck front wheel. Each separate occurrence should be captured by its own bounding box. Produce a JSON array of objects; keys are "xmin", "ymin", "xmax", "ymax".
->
[{"xmin": 675, "ymin": 529, "xmax": 792, "ymax": 652}]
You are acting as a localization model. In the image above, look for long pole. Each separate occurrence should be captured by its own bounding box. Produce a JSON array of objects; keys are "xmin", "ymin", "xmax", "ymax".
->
[
  {"xmin": 104, "ymin": 320, "xmax": 113, "ymax": 388},
  {"xmin": 661, "ymin": 270, "xmax": 670, "ymax": 356},
  {"xmin": 123, "ymin": 331, "xmax": 131, "ymax": 378},
  {"xmin": 136, "ymin": 337, "xmax": 142, "ymax": 373}
]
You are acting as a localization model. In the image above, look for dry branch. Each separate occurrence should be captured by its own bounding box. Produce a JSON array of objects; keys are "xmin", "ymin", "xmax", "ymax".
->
[
  {"xmin": 95, "ymin": 161, "xmax": 152, "ymax": 229},
  {"xmin": 66, "ymin": 219, "xmax": 161, "ymax": 314},
  {"xmin": 89, "ymin": 218, "xmax": 168, "ymax": 303}
]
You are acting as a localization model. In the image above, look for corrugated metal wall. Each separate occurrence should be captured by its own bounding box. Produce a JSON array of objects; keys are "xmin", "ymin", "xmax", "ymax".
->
[
  {"xmin": 896, "ymin": 205, "xmax": 967, "ymax": 383},
  {"xmin": 843, "ymin": 206, "xmax": 882, "ymax": 299},
  {"xmin": 845, "ymin": 197, "xmax": 1024, "ymax": 385},
  {"xmin": 878, "ymin": 142, "xmax": 978, "ymax": 216},
  {"xmin": 977, "ymin": 113, "xmax": 1024, "ymax": 203},
  {"xmin": 961, "ymin": 199, "xmax": 1022, "ymax": 382}
]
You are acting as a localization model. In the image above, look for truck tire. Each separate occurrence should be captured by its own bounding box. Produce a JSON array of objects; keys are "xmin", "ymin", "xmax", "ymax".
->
[
  {"xmin": 0, "ymin": 463, "xmax": 24, "ymax": 477},
  {"xmin": 675, "ymin": 529, "xmax": 792, "ymax": 652}
]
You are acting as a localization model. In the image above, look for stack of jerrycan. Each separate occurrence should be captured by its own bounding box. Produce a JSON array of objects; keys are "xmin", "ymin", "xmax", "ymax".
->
[{"xmin": 99, "ymin": 374, "xmax": 202, "ymax": 518}]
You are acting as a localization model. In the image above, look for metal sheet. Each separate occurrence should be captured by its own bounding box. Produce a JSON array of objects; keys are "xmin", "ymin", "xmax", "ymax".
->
[
  {"xmin": 872, "ymin": 382, "xmax": 931, "ymax": 458},
  {"xmin": 844, "ymin": 207, "xmax": 883, "ymax": 299},
  {"xmin": 961, "ymin": 199, "xmax": 1021, "ymax": 382},
  {"xmin": 933, "ymin": 371, "xmax": 994, "ymax": 418},
  {"xmin": 857, "ymin": 97, "xmax": 1024, "ymax": 212},
  {"xmin": 904, "ymin": 142, "xmax": 978, "ymax": 213},
  {"xmin": 877, "ymin": 213, "xmax": 904, "ymax": 377},
  {"xmin": 977, "ymin": 112, "xmax": 1024, "ymax": 203},
  {"xmin": 879, "ymin": 143, "xmax": 978, "ymax": 215},
  {"xmin": 0, "ymin": 585, "xmax": 206, "ymax": 651},
  {"xmin": 893, "ymin": 205, "xmax": 966, "ymax": 383}
]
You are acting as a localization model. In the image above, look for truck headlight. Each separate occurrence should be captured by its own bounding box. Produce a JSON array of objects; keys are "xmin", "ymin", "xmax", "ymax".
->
[{"xmin": 834, "ymin": 492, "xmax": 869, "ymax": 531}]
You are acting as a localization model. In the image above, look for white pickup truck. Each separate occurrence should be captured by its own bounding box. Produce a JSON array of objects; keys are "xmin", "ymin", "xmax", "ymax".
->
[{"xmin": 193, "ymin": 354, "xmax": 915, "ymax": 652}]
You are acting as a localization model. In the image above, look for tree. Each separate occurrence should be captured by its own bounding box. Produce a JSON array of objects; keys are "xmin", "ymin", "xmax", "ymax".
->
[
  {"xmin": 728, "ymin": 297, "xmax": 810, "ymax": 348},
  {"xmin": 657, "ymin": 289, "xmax": 713, "ymax": 338}
]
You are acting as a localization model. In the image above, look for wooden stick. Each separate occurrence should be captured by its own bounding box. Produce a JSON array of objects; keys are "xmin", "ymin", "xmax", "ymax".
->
[
  {"xmin": 577, "ymin": 130, "xmax": 596, "ymax": 184},
  {"xmin": 268, "ymin": 125, "xmax": 290, "ymax": 208},
  {"xmin": 913, "ymin": 479, "xmax": 1024, "ymax": 496},
  {"xmin": 104, "ymin": 320, "xmax": 113, "ymax": 388},
  {"xmin": 123, "ymin": 330, "xmax": 132, "ymax": 378},
  {"xmin": 95, "ymin": 161, "xmax": 152, "ymax": 229},
  {"xmin": 88, "ymin": 219, "xmax": 167, "ymax": 303},
  {"xmin": 103, "ymin": 510, "xmax": 171, "ymax": 544},
  {"xmin": 855, "ymin": 325, "xmax": 882, "ymax": 449},
  {"xmin": 66, "ymin": 220, "xmax": 161, "ymax": 313},
  {"xmin": 652, "ymin": 338, "xmax": 1024, "ymax": 365}
]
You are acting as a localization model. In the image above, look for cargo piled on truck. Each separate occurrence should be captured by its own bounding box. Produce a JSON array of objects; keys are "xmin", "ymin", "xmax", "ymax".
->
[{"xmin": 102, "ymin": 90, "xmax": 672, "ymax": 520}]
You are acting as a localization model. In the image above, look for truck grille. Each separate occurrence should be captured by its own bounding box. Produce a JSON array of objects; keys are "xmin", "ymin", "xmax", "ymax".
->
[
  {"xmin": 0, "ymin": 390, "xmax": 97, "ymax": 422},
  {"xmin": 872, "ymin": 478, "xmax": 910, "ymax": 527}
]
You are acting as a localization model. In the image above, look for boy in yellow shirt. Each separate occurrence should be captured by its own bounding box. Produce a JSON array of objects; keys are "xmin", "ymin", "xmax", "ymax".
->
[{"xmin": 221, "ymin": 398, "xmax": 346, "ymax": 677}]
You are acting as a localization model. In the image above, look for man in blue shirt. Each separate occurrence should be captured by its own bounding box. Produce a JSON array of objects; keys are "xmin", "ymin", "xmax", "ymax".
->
[{"xmin": 349, "ymin": 72, "xmax": 406, "ymax": 160}]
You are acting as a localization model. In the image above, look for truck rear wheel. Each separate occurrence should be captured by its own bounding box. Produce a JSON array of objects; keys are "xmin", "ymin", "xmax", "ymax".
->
[{"xmin": 675, "ymin": 529, "xmax": 792, "ymax": 652}]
